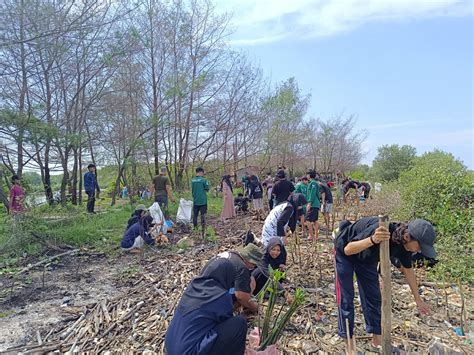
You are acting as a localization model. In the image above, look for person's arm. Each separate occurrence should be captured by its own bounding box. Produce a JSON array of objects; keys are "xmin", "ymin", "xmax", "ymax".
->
[
  {"xmin": 320, "ymin": 190, "xmax": 326, "ymax": 209},
  {"xmin": 166, "ymin": 182, "xmax": 175, "ymax": 202},
  {"xmin": 277, "ymin": 205, "xmax": 293, "ymax": 236},
  {"xmin": 343, "ymin": 226, "xmax": 389, "ymax": 255},
  {"xmin": 204, "ymin": 179, "xmax": 209, "ymax": 192},
  {"xmin": 234, "ymin": 291, "xmax": 258, "ymax": 312},
  {"xmin": 400, "ymin": 266, "xmax": 430, "ymax": 315}
]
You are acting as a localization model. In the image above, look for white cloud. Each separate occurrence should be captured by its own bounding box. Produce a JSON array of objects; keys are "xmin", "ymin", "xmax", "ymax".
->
[{"xmin": 214, "ymin": 0, "xmax": 473, "ymax": 45}]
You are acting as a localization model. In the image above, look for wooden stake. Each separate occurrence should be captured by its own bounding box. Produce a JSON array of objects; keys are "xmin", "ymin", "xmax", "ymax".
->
[
  {"xmin": 378, "ymin": 215, "xmax": 391, "ymax": 354},
  {"xmin": 345, "ymin": 317, "xmax": 354, "ymax": 355}
]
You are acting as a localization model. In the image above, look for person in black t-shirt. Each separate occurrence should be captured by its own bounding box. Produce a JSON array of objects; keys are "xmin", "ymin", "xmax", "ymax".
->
[
  {"xmin": 318, "ymin": 181, "xmax": 333, "ymax": 234},
  {"xmin": 334, "ymin": 217, "xmax": 436, "ymax": 349},
  {"xmin": 217, "ymin": 244, "xmax": 263, "ymax": 313},
  {"xmin": 272, "ymin": 170, "xmax": 295, "ymax": 205},
  {"xmin": 359, "ymin": 182, "xmax": 371, "ymax": 199},
  {"xmin": 342, "ymin": 179, "xmax": 360, "ymax": 203}
]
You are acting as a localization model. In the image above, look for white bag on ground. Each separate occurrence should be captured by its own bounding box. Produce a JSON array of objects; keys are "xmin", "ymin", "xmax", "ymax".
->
[
  {"xmin": 177, "ymin": 198, "xmax": 193, "ymax": 224},
  {"xmin": 149, "ymin": 202, "xmax": 166, "ymax": 233}
]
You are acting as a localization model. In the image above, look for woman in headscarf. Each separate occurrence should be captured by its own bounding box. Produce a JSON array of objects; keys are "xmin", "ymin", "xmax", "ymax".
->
[
  {"xmin": 220, "ymin": 175, "xmax": 236, "ymax": 222},
  {"xmin": 165, "ymin": 258, "xmax": 247, "ymax": 355},
  {"xmin": 252, "ymin": 237, "xmax": 287, "ymax": 295}
]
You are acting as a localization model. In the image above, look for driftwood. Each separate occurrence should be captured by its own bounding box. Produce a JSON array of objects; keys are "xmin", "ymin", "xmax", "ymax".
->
[
  {"xmin": 6, "ymin": 215, "xmax": 472, "ymax": 354},
  {"xmin": 18, "ymin": 249, "xmax": 79, "ymax": 274}
]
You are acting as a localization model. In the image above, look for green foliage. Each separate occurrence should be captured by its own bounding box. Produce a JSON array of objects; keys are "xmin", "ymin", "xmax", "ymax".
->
[
  {"xmin": 348, "ymin": 164, "xmax": 370, "ymax": 181},
  {"xmin": 397, "ymin": 150, "xmax": 473, "ymax": 282},
  {"xmin": 372, "ymin": 144, "xmax": 417, "ymax": 181},
  {"xmin": 257, "ymin": 266, "xmax": 306, "ymax": 350}
]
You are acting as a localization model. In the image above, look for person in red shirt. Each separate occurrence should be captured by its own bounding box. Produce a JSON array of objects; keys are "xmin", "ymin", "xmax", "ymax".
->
[{"xmin": 9, "ymin": 175, "xmax": 26, "ymax": 214}]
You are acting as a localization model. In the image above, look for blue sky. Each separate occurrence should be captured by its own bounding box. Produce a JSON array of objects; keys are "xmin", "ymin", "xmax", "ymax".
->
[{"xmin": 214, "ymin": 0, "xmax": 474, "ymax": 168}]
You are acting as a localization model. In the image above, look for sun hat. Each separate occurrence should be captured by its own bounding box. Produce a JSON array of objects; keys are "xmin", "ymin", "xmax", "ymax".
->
[
  {"xmin": 408, "ymin": 219, "xmax": 436, "ymax": 258},
  {"xmin": 238, "ymin": 243, "xmax": 263, "ymax": 265}
]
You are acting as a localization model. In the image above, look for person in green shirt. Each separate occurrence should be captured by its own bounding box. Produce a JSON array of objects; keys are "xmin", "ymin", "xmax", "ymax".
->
[
  {"xmin": 306, "ymin": 170, "xmax": 320, "ymax": 241},
  {"xmin": 192, "ymin": 167, "xmax": 209, "ymax": 236},
  {"xmin": 294, "ymin": 176, "xmax": 309, "ymax": 198}
]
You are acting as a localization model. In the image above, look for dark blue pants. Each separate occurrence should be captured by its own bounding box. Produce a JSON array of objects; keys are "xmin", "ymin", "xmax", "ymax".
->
[{"xmin": 335, "ymin": 249, "xmax": 381, "ymax": 338}]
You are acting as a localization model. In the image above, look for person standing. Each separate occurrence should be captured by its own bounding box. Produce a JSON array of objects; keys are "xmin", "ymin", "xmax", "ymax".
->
[
  {"xmin": 192, "ymin": 167, "xmax": 209, "ymax": 235},
  {"xmin": 272, "ymin": 170, "xmax": 295, "ymax": 205},
  {"xmin": 152, "ymin": 167, "xmax": 175, "ymax": 213},
  {"xmin": 263, "ymin": 173, "xmax": 274, "ymax": 210},
  {"xmin": 165, "ymin": 258, "xmax": 247, "ymax": 355},
  {"xmin": 241, "ymin": 172, "xmax": 250, "ymax": 196},
  {"xmin": 84, "ymin": 164, "xmax": 100, "ymax": 214},
  {"xmin": 294, "ymin": 176, "xmax": 309, "ymax": 198},
  {"xmin": 318, "ymin": 180, "xmax": 333, "ymax": 234},
  {"xmin": 334, "ymin": 217, "xmax": 435, "ymax": 349},
  {"xmin": 9, "ymin": 175, "xmax": 26, "ymax": 215},
  {"xmin": 306, "ymin": 170, "xmax": 320, "ymax": 241},
  {"xmin": 249, "ymin": 175, "xmax": 264, "ymax": 221},
  {"xmin": 220, "ymin": 175, "xmax": 236, "ymax": 222}
]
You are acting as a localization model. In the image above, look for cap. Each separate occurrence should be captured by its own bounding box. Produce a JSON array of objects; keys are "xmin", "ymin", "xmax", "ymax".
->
[
  {"xmin": 238, "ymin": 243, "xmax": 263, "ymax": 265},
  {"xmin": 408, "ymin": 219, "xmax": 436, "ymax": 258},
  {"xmin": 135, "ymin": 204, "xmax": 148, "ymax": 212},
  {"xmin": 276, "ymin": 170, "xmax": 286, "ymax": 179},
  {"xmin": 160, "ymin": 167, "xmax": 167, "ymax": 174}
]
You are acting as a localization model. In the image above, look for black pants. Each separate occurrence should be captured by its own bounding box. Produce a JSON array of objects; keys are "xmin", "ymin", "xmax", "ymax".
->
[
  {"xmin": 193, "ymin": 204, "xmax": 207, "ymax": 229},
  {"xmin": 155, "ymin": 194, "xmax": 169, "ymax": 217},
  {"xmin": 208, "ymin": 316, "xmax": 247, "ymax": 355},
  {"xmin": 335, "ymin": 249, "xmax": 381, "ymax": 338},
  {"xmin": 86, "ymin": 192, "xmax": 95, "ymax": 213}
]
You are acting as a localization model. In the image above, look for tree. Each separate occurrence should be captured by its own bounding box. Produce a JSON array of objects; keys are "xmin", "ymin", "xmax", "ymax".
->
[
  {"xmin": 371, "ymin": 144, "xmax": 416, "ymax": 181},
  {"xmin": 308, "ymin": 114, "xmax": 366, "ymax": 174},
  {"xmin": 397, "ymin": 150, "xmax": 473, "ymax": 282}
]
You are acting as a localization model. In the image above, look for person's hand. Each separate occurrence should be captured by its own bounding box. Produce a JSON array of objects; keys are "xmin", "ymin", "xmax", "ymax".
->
[
  {"xmin": 96, "ymin": 193, "xmax": 100, "ymax": 199},
  {"xmin": 279, "ymin": 264, "xmax": 286, "ymax": 271},
  {"xmin": 416, "ymin": 299, "xmax": 430, "ymax": 315},
  {"xmin": 372, "ymin": 226, "xmax": 390, "ymax": 244}
]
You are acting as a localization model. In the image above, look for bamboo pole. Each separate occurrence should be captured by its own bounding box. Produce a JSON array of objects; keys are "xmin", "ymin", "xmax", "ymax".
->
[{"xmin": 378, "ymin": 215, "xmax": 391, "ymax": 354}]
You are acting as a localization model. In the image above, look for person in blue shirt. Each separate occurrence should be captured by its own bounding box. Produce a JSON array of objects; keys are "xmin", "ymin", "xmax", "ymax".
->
[
  {"xmin": 165, "ymin": 258, "xmax": 247, "ymax": 355},
  {"xmin": 84, "ymin": 164, "xmax": 100, "ymax": 214},
  {"xmin": 121, "ymin": 215, "xmax": 155, "ymax": 252}
]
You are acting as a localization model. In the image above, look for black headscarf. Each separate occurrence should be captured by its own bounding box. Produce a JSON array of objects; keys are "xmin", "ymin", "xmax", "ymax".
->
[
  {"xmin": 221, "ymin": 175, "xmax": 233, "ymax": 193},
  {"xmin": 262, "ymin": 238, "xmax": 287, "ymax": 271},
  {"xmin": 177, "ymin": 258, "xmax": 236, "ymax": 315}
]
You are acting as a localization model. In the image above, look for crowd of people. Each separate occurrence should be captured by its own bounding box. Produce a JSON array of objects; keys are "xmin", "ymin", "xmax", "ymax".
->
[
  {"xmin": 113, "ymin": 166, "xmax": 437, "ymax": 354},
  {"xmin": 6, "ymin": 165, "xmax": 438, "ymax": 353}
]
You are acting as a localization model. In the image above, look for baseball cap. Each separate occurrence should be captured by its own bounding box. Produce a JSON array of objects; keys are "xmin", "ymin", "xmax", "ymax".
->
[{"xmin": 408, "ymin": 219, "xmax": 436, "ymax": 258}]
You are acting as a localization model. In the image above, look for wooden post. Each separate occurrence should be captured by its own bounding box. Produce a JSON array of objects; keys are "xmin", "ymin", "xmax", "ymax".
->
[{"xmin": 378, "ymin": 215, "xmax": 391, "ymax": 354}]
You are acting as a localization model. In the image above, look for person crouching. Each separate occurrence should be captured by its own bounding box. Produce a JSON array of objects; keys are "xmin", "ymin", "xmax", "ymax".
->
[
  {"xmin": 165, "ymin": 258, "xmax": 247, "ymax": 355},
  {"xmin": 121, "ymin": 214, "xmax": 155, "ymax": 252}
]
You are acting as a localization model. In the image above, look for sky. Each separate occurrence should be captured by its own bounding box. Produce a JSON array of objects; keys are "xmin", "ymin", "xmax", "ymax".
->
[{"xmin": 214, "ymin": 0, "xmax": 474, "ymax": 168}]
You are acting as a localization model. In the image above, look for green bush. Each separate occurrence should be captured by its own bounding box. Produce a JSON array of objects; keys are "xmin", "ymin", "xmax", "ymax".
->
[{"xmin": 397, "ymin": 150, "xmax": 473, "ymax": 282}]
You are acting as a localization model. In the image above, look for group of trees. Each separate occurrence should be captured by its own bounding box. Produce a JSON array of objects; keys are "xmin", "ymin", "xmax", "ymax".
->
[{"xmin": 0, "ymin": 0, "xmax": 365, "ymax": 209}]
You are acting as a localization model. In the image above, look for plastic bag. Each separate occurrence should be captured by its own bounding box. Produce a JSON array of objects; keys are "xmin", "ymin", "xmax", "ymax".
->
[
  {"xmin": 245, "ymin": 327, "xmax": 279, "ymax": 355},
  {"xmin": 176, "ymin": 198, "xmax": 193, "ymax": 224},
  {"xmin": 149, "ymin": 202, "xmax": 166, "ymax": 233}
]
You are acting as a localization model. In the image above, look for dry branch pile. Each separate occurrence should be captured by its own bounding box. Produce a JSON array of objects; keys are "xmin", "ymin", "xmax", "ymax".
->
[{"xmin": 7, "ymin": 215, "xmax": 473, "ymax": 354}]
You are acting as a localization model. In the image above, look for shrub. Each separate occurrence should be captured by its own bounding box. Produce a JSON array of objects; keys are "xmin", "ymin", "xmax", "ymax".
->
[{"xmin": 397, "ymin": 150, "xmax": 473, "ymax": 282}]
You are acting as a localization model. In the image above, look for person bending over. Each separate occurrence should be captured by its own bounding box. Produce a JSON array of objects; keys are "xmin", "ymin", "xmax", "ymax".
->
[
  {"xmin": 165, "ymin": 258, "xmax": 247, "ymax": 355},
  {"xmin": 334, "ymin": 217, "xmax": 436, "ymax": 349},
  {"xmin": 218, "ymin": 244, "xmax": 263, "ymax": 313}
]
